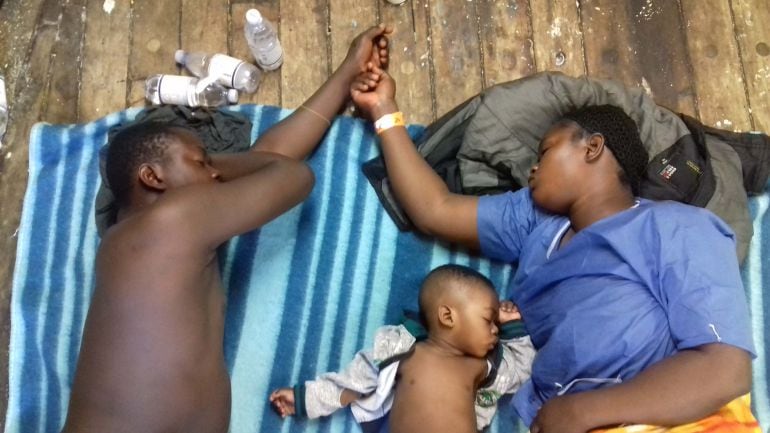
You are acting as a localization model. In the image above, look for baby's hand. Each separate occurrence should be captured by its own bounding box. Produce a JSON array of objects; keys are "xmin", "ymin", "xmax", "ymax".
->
[
  {"xmin": 269, "ymin": 388, "xmax": 297, "ymax": 418},
  {"xmin": 498, "ymin": 300, "xmax": 521, "ymax": 323}
]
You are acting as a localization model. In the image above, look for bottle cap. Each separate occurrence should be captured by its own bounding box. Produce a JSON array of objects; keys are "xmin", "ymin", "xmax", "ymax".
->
[
  {"xmin": 246, "ymin": 9, "xmax": 263, "ymax": 25},
  {"xmin": 226, "ymin": 89, "xmax": 239, "ymax": 104},
  {"xmin": 174, "ymin": 50, "xmax": 186, "ymax": 64}
]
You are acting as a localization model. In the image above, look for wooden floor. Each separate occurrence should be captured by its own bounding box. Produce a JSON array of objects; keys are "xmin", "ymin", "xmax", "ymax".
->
[{"xmin": 0, "ymin": 0, "xmax": 768, "ymax": 425}]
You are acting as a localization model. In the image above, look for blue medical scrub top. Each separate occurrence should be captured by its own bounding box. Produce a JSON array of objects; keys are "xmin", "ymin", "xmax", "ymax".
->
[{"xmin": 477, "ymin": 188, "xmax": 756, "ymax": 425}]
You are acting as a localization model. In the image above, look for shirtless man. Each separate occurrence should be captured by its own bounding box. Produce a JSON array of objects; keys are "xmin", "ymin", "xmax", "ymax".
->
[
  {"xmin": 269, "ymin": 264, "xmax": 534, "ymax": 433},
  {"xmin": 60, "ymin": 25, "xmax": 392, "ymax": 433}
]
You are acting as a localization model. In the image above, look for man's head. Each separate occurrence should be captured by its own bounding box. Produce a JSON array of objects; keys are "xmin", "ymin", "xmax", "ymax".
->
[
  {"xmin": 529, "ymin": 105, "xmax": 648, "ymax": 213},
  {"xmin": 418, "ymin": 264, "xmax": 500, "ymax": 357},
  {"xmin": 105, "ymin": 122, "xmax": 221, "ymax": 208}
]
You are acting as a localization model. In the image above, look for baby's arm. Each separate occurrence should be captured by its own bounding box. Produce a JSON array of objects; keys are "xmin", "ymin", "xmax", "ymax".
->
[
  {"xmin": 474, "ymin": 307, "xmax": 535, "ymax": 430},
  {"xmin": 269, "ymin": 387, "xmax": 362, "ymax": 419},
  {"xmin": 268, "ymin": 325, "xmax": 412, "ymax": 420}
]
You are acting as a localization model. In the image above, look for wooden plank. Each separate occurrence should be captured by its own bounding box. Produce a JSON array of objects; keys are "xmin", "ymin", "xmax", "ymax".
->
[
  {"xmin": 579, "ymin": 0, "xmax": 641, "ymax": 87},
  {"xmin": 626, "ymin": 0, "xmax": 696, "ymax": 116},
  {"xmin": 731, "ymin": 0, "xmax": 770, "ymax": 131},
  {"xmin": 127, "ymin": 0, "xmax": 182, "ymax": 108},
  {"xmin": 79, "ymin": 0, "xmax": 130, "ymax": 121},
  {"xmin": 230, "ymin": 2, "xmax": 281, "ymax": 106},
  {"xmin": 328, "ymin": 0, "xmax": 377, "ymax": 117},
  {"xmin": 681, "ymin": 0, "xmax": 751, "ymax": 131},
  {"xmin": 529, "ymin": 0, "xmax": 585, "ymax": 77},
  {"xmin": 0, "ymin": 0, "xmax": 47, "ymax": 100},
  {"xmin": 581, "ymin": 0, "xmax": 696, "ymax": 115},
  {"xmin": 379, "ymin": 0, "xmax": 434, "ymax": 124},
  {"xmin": 0, "ymin": 0, "xmax": 64, "ymax": 421},
  {"xmin": 43, "ymin": 0, "xmax": 87, "ymax": 124},
  {"xmin": 181, "ymin": 0, "xmax": 228, "ymax": 55},
  {"xmin": 329, "ymin": 0, "xmax": 378, "ymax": 72},
  {"xmin": 279, "ymin": 0, "xmax": 329, "ymax": 108},
  {"xmin": 477, "ymin": 0, "xmax": 535, "ymax": 88},
  {"xmin": 429, "ymin": 0, "xmax": 482, "ymax": 118}
]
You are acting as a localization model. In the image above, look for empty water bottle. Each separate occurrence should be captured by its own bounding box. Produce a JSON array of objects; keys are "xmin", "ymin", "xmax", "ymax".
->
[
  {"xmin": 0, "ymin": 76, "xmax": 7, "ymax": 144},
  {"xmin": 174, "ymin": 50, "xmax": 261, "ymax": 94},
  {"xmin": 145, "ymin": 74, "xmax": 239, "ymax": 107},
  {"xmin": 244, "ymin": 9, "xmax": 284, "ymax": 71}
]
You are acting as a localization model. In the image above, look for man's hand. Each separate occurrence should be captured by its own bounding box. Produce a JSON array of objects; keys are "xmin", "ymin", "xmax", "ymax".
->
[
  {"xmin": 269, "ymin": 388, "xmax": 296, "ymax": 419},
  {"xmin": 351, "ymin": 65, "xmax": 398, "ymax": 120},
  {"xmin": 498, "ymin": 300, "xmax": 521, "ymax": 323},
  {"xmin": 531, "ymin": 394, "xmax": 590, "ymax": 433},
  {"xmin": 341, "ymin": 24, "xmax": 393, "ymax": 76}
]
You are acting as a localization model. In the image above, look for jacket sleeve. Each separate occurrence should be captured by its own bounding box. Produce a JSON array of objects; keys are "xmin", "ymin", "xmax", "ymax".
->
[
  {"xmin": 474, "ymin": 325, "xmax": 537, "ymax": 430},
  {"xmin": 294, "ymin": 325, "xmax": 416, "ymax": 419}
]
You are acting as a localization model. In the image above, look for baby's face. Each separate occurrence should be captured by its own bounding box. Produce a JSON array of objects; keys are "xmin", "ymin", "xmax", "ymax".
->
[{"xmin": 453, "ymin": 286, "xmax": 500, "ymax": 358}]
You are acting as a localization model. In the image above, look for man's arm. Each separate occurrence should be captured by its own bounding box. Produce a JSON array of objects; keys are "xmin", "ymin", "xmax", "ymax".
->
[
  {"xmin": 531, "ymin": 343, "xmax": 752, "ymax": 433},
  {"xmin": 252, "ymin": 25, "xmax": 392, "ymax": 161},
  {"xmin": 351, "ymin": 68, "xmax": 480, "ymax": 249},
  {"xmin": 158, "ymin": 26, "xmax": 394, "ymax": 248},
  {"xmin": 163, "ymin": 150, "xmax": 314, "ymax": 249}
]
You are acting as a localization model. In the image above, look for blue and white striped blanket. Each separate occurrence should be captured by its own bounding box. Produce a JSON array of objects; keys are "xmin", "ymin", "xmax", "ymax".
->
[{"xmin": 4, "ymin": 106, "xmax": 768, "ymax": 433}]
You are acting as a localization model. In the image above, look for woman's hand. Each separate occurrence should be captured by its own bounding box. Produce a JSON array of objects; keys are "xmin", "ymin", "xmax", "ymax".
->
[{"xmin": 351, "ymin": 64, "xmax": 398, "ymax": 120}]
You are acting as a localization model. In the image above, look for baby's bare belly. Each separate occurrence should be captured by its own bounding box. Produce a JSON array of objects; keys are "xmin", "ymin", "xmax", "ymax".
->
[{"xmin": 389, "ymin": 372, "xmax": 478, "ymax": 433}]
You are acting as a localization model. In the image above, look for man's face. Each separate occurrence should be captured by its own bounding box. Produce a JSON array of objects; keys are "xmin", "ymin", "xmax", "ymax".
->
[
  {"xmin": 528, "ymin": 125, "xmax": 585, "ymax": 214},
  {"xmin": 160, "ymin": 131, "xmax": 222, "ymax": 188}
]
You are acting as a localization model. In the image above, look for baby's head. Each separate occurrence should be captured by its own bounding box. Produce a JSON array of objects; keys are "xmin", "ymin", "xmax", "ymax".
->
[{"xmin": 418, "ymin": 264, "xmax": 500, "ymax": 358}]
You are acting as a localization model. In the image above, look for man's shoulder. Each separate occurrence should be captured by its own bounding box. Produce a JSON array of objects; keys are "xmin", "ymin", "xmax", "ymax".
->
[{"xmin": 102, "ymin": 201, "xmax": 197, "ymax": 246}]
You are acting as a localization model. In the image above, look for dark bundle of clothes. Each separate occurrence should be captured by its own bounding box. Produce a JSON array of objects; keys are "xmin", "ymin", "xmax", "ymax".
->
[{"xmin": 363, "ymin": 72, "xmax": 770, "ymax": 263}]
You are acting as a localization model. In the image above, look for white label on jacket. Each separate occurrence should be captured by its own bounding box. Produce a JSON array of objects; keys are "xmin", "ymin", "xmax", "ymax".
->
[
  {"xmin": 158, "ymin": 75, "xmax": 196, "ymax": 105},
  {"xmin": 208, "ymin": 54, "xmax": 245, "ymax": 88}
]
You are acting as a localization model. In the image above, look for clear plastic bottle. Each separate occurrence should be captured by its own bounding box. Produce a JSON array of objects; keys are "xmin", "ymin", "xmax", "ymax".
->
[
  {"xmin": 174, "ymin": 50, "xmax": 261, "ymax": 94},
  {"xmin": 145, "ymin": 74, "xmax": 239, "ymax": 107},
  {"xmin": 244, "ymin": 9, "xmax": 284, "ymax": 71}
]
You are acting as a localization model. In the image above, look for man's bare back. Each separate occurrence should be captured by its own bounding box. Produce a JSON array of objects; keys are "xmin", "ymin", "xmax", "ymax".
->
[
  {"xmin": 390, "ymin": 342, "xmax": 487, "ymax": 433},
  {"xmin": 64, "ymin": 203, "xmax": 231, "ymax": 432}
]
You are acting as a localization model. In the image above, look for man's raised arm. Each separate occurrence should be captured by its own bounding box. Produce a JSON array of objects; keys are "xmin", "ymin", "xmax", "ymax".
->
[
  {"xmin": 170, "ymin": 150, "xmax": 314, "ymax": 250},
  {"xmin": 253, "ymin": 25, "xmax": 393, "ymax": 161}
]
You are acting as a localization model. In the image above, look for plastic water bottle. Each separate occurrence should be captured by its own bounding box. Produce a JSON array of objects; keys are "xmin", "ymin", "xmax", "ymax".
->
[
  {"xmin": 244, "ymin": 9, "xmax": 283, "ymax": 71},
  {"xmin": 145, "ymin": 74, "xmax": 239, "ymax": 107},
  {"xmin": 0, "ymin": 76, "xmax": 7, "ymax": 145},
  {"xmin": 174, "ymin": 50, "xmax": 261, "ymax": 94}
]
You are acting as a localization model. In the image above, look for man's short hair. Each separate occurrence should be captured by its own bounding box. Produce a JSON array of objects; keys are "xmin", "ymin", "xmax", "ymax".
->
[
  {"xmin": 418, "ymin": 264, "xmax": 496, "ymax": 328},
  {"xmin": 562, "ymin": 105, "xmax": 649, "ymax": 194},
  {"xmin": 105, "ymin": 122, "xmax": 185, "ymax": 207}
]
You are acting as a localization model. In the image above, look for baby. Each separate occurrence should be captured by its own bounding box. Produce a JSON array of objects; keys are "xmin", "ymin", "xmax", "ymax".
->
[{"xmin": 270, "ymin": 264, "xmax": 536, "ymax": 432}]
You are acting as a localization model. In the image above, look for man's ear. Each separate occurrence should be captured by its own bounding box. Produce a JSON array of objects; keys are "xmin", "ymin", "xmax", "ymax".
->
[
  {"xmin": 137, "ymin": 163, "xmax": 167, "ymax": 192},
  {"xmin": 437, "ymin": 304, "xmax": 455, "ymax": 328},
  {"xmin": 585, "ymin": 133, "xmax": 605, "ymax": 162}
]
